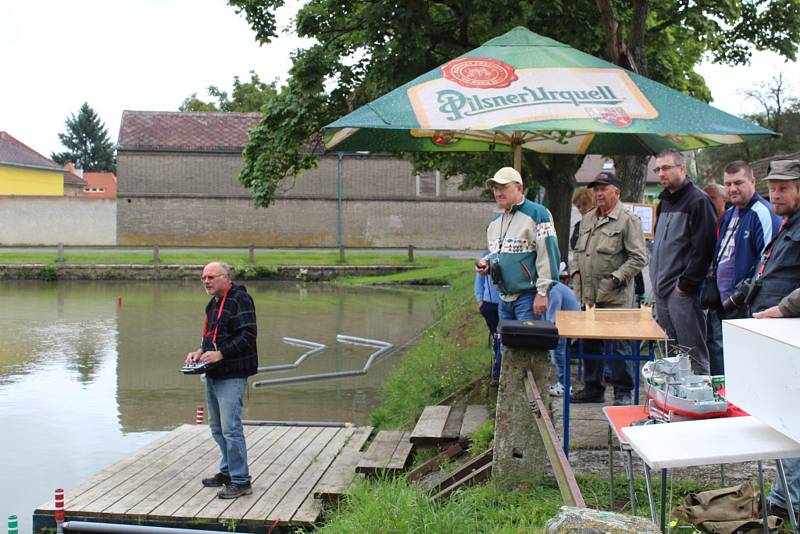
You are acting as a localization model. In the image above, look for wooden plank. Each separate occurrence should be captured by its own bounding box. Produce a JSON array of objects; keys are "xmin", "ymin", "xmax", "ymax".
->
[
  {"xmin": 406, "ymin": 443, "xmax": 464, "ymax": 483},
  {"xmin": 172, "ymin": 426, "xmax": 317, "ymax": 521},
  {"xmin": 313, "ymin": 426, "xmax": 373, "ymax": 500},
  {"xmin": 356, "ymin": 430, "xmax": 406, "ymax": 473},
  {"xmin": 240, "ymin": 427, "xmax": 340, "ymax": 522},
  {"xmin": 63, "ymin": 425, "xmax": 208, "ymax": 510},
  {"xmin": 555, "ymin": 309, "xmax": 667, "ymax": 340},
  {"xmin": 125, "ymin": 426, "xmax": 285, "ymax": 517},
  {"xmin": 432, "ymin": 462, "xmax": 492, "ymax": 500},
  {"xmin": 420, "ymin": 448, "xmax": 493, "ymax": 494},
  {"xmin": 272, "ymin": 428, "xmax": 356, "ymax": 522},
  {"xmin": 386, "ymin": 432, "xmax": 413, "ymax": 471},
  {"xmin": 410, "ymin": 406, "xmax": 451, "ymax": 445},
  {"xmin": 79, "ymin": 426, "xmax": 220, "ymax": 513},
  {"xmin": 36, "ymin": 425, "xmax": 199, "ymax": 512},
  {"xmin": 290, "ymin": 493, "xmax": 323, "ymax": 526},
  {"xmin": 459, "ymin": 405, "xmax": 489, "ymax": 440},
  {"xmin": 441, "ymin": 405, "xmax": 467, "ymax": 439}
]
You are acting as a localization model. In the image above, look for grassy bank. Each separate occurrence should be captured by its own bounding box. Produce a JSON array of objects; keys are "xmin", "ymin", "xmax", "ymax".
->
[{"xmin": 308, "ymin": 266, "xmax": 714, "ymax": 533}]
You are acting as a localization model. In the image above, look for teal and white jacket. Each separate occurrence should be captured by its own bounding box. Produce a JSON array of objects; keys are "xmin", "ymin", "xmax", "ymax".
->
[{"xmin": 486, "ymin": 198, "xmax": 560, "ymax": 300}]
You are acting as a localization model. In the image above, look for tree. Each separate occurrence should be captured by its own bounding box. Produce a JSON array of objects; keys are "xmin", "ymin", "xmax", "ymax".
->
[
  {"xmin": 51, "ymin": 102, "xmax": 116, "ymax": 173},
  {"xmin": 696, "ymin": 72, "xmax": 800, "ymax": 182},
  {"xmin": 229, "ymin": 0, "xmax": 800, "ymax": 257},
  {"xmin": 179, "ymin": 71, "xmax": 278, "ymax": 112}
]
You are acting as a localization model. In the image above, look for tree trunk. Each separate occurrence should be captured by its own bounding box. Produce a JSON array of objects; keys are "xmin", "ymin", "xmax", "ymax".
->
[
  {"xmin": 617, "ymin": 155, "xmax": 648, "ymax": 202},
  {"xmin": 527, "ymin": 154, "xmax": 581, "ymax": 262}
]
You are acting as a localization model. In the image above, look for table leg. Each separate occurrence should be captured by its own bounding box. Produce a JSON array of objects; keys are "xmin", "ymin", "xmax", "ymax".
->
[
  {"xmin": 609, "ymin": 426, "xmax": 615, "ymax": 510},
  {"xmin": 758, "ymin": 461, "xmax": 769, "ymax": 534},
  {"xmin": 563, "ymin": 339, "xmax": 573, "ymax": 455},
  {"xmin": 644, "ymin": 464, "xmax": 658, "ymax": 526},
  {"xmin": 633, "ymin": 340, "xmax": 641, "ymax": 404},
  {"xmin": 660, "ymin": 469, "xmax": 667, "ymax": 533},
  {"xmin": 625, "ymin": 449, "xmax": 637, "ymax": 516},
  {"xmin": 777, "ymin": 459, "xmax": 799, "ymax": 534}
]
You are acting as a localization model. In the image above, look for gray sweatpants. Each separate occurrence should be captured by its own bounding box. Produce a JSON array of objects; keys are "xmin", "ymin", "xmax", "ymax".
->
[{"xmin": 655, "ymin": 289, "xmax": 710, "ymax": 375}]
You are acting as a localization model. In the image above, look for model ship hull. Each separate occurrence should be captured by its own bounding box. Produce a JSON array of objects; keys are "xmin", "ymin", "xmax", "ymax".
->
[{"xmin": 642, "ymin": 355, "xmax": 727, "ymax": 420}]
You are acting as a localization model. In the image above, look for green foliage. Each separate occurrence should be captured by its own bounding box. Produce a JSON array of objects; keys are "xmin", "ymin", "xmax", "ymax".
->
[
  {"xmin": 468, "ymin": 419, "xmax": 495, "ymax": 455},
  {"xmin": 39, "ymin": 265, "xmax": 57, "ymax": 281},
  {"xmin": 51, "ymin": 102, "xmax": 116, "ymax": 172},
  {"xmin": 311, "ymin": 476, "xmax": 562, "ymax": 534},
  {"xmin": 368, "ymin": 271, "xmax": 489, "ymax": 430},
  {"xmin": 179, "ymin": 71, "xmax": 278, "ymax": 112}
]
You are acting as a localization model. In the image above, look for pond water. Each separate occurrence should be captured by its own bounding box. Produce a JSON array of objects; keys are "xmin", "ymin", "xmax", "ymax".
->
[{"xmin": 0, "ymin": 280, "xmax": 441, "ymax": 532}]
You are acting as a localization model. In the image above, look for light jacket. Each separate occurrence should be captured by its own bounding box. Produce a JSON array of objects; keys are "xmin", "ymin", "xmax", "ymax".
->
[
  {"xmin": 474, "ymin": 271, "xmax": 501, "ymax": 304},
  {"xmin": 574, "ymin": 201, "xmax": 647, "ymax": 307},
  {"xmin": 486, "ymin": 197, "xmax": 560, "ymax": 300}
]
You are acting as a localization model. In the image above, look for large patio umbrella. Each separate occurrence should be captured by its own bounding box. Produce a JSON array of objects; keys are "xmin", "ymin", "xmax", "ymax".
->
[{"xmin": 324, "ymin": 27, "xmax": 777, "ymax": 170}]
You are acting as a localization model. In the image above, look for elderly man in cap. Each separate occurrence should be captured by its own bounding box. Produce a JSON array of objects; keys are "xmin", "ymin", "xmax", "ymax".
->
[
  {"xmin": 650, "ymin": 149, "xmax": 718, "ymax": 375},
  {"xmin": 736, "ymin": 159, "xmax": 800, "ymax": 520},
  {"xmin": 570, "ymin": 172, "xmax": 647, "ymax": 405},
  {"xmin": 476, "ymin": 167, "xmax": 560, "ymax": 327}
]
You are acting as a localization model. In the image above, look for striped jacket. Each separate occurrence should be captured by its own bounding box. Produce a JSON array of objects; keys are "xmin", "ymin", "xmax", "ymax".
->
[{"xmin": 486, "ymin": 198, "xmax": 560, "ymax": 299}]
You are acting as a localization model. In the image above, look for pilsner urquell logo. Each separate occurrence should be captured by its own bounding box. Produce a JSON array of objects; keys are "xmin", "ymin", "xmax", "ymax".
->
[{"xmin": 436, "ymin": 85, "xmax": 623, "ymax": 122}]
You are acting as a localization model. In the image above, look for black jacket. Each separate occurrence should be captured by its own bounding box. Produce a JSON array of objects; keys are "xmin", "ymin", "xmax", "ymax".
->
[
  {"xmin": 202, "ymin": 284, "xmax": 258, "ymax": 379},
  {"xmin": 650, "ymin": 179, "xmax": 718, "ymax": 297},
  {"xmin": 749, "ymin": 210, "xmax": 800, "ymax": 314}
]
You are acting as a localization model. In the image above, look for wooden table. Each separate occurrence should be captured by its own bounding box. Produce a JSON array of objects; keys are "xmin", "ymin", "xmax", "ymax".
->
[{"xmin": 555, "ymin": 307, "xmax": 668, "ymax": 454}]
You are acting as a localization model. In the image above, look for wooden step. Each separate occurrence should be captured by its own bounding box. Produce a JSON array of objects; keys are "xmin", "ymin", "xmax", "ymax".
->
[
  {"xmin": 419, "ymin": 448, "xmax": 493, "ymax": 494},
  {"xmin": 356, "ymin": 430, "xmax": 413, "ymax": 475},
  {"xmin": 312, "ymin": 426, "xmax": 373, "ymax": 501},
  {"xmin": 411, "ymin": 405, "xmax": 490, "ymax": 447},
  {"xmin": 406, "ymin": 442, "xmax": 465, "ymax": 483}
]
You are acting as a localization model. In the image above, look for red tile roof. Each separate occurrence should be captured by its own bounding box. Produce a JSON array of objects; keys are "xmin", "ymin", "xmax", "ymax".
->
[
  {"xmin": 117, "ymin": 111, "xmax": 262, "ymax": 152},
  {"xmin": 82, "ymin": 172, "xmax": 117, "ymax": 198},
  {"xmin": 63, "ymin": 171, "xmax": 88, "ymax": 187},
  {"xmin": 0, "ymin": 131, "xmax": 64, "ymax": 171}
]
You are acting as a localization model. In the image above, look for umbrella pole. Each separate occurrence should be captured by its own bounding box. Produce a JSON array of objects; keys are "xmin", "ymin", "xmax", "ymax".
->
[{"xmin": 513, "ymin": 142, "xmax": 522, "ymax": 173}]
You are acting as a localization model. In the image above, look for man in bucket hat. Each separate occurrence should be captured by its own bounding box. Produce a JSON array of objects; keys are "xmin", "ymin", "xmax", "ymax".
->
[
  {"xmin": 570, "ymin": 171, "xmax": 647, "ymax": 405},
  {"xmin": 741, "ymin": 159, "xmax": 800, "ymax": 520}
]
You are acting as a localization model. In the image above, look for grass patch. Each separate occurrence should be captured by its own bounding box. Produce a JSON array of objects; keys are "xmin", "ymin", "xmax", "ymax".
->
[
  {"xmin": 0, "ymin": 251, "xmax": 457, "ymax": 267},
  {"xmin": 341, "ymin": 260, "xmax": 473, "ymax": 285}
]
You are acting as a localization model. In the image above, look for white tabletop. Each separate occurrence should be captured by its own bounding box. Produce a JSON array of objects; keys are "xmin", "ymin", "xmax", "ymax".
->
[{"xmin": 622, "ymin": 416, "xmax": 800, "ymax": 470}]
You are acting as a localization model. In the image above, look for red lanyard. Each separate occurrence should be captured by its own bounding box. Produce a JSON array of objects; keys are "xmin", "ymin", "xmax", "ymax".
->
[
  {"xmin": 757, "ymin": 217, "xmax": 788, "ymax": 277},
  {"xmin": 203, "ymin": 285, "xmax": 231, "ymax": 347}
]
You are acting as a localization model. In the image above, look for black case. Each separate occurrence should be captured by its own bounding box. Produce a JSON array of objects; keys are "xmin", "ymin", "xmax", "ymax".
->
[{"xmin": 498, "ymin": 319, "xmax": 559, "ymax": 350}]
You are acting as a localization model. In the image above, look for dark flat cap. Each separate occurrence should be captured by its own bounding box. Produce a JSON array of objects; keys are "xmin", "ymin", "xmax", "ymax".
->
[{"xmin": 588, "ymin": 171, "xmax": 621, "ymax": 189}]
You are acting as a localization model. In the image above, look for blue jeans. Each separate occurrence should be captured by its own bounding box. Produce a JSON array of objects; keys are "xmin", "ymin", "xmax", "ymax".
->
[
  {"xmin": 479, "ymin": 302, "xmax": 502, "ymax": 380},
  {"xmin": 498, "ymin": 291, "xmax": 535, "ymax": 322},
  {"xmin": 550, "ymin": 337, "xmax": 568, "ymax": 385},
  {"xmin": 770, "ymin": 457, "xmax": 800, "ymax": 511},
  {"xmin": 205, "ymin": 376, "xmax": 250, "ymax": 485}
]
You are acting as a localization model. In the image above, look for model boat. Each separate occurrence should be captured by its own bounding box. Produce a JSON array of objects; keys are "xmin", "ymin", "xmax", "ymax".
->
[{"xmin": 642, "ymin": 352, "xmax": 727, "ymax": 421}]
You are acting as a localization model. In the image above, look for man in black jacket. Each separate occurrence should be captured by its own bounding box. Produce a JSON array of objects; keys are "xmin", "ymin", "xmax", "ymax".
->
[
  {"xmin": 185, "ymin": 262, "xmax": 258, "ymax": 499},
  {"xmin": 650, "ymin": 149, "xmax": 718, "ymax": 375}
]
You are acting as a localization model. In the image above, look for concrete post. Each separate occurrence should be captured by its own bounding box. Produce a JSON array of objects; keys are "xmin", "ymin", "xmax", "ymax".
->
[
  {"xmin": 153, "ymin": 243, "xmax": 160, "ymax": 263},
  {"xmin": 407, "ymin": 244, "xmax": 415, "ymax": 262},
  {"xmin": 492, "ymin": 346, "xmax": 551, "ymax": 490},
  {"xmin": 56, "ymin": 243, "xmax": 64, "ymax": 263},
  {"xmin": 248, "ymin": 245, "xmax": 255, "ymax": 263},
  {"xmin": 339, "ymin": 245, "xmax": 345, "ymax": 263}
]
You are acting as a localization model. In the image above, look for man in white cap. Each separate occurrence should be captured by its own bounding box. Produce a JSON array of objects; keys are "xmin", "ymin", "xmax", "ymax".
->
[{"xmin": 476, "ymin": 167, "xmax": 560, "ymax": 326}]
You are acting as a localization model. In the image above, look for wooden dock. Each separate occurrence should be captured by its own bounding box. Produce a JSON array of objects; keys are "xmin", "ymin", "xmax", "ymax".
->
[{"xmin": 33, "ymin": 423, "xmax": 377, "ymax": 531}]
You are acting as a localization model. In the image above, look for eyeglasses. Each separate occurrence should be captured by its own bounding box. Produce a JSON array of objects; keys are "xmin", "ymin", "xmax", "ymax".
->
[
  {"xmin": 200, "ymin": 274, "xmax": 225, "ymax": 281},
  {"xmin": 653, "ymin": 164, "xmax": 678, "ymax": 174}
]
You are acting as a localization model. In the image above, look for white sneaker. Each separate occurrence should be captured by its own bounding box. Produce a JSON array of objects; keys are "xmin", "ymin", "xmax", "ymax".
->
[{"xmin": 548, "ymin": 382, "xmax": 565, "ymax": 397}]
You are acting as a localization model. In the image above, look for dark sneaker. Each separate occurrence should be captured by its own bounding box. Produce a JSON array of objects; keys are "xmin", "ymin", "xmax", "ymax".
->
[
  {"xmin": 570, "ymin": 387, "xmax": 605, "ymax": 403},
  {"xmin": 489, "ymin": 378, "xmax": 500, "ymax": 387},
  {"xmin": 201, "ymin": 472, "xmax": 230, "ymax": 487},
  {"xmin": 218, "ymin": 482, "xmax": 253, "ymax": 499},
  {"xmin": 613, "ymin": 391, "xmax": 632, "ymax": 406}
]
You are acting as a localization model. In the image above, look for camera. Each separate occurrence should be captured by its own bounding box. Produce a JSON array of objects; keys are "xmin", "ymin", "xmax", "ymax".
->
[
  {"xmin": 489, "ymin": 260, "xmax": 503, "ymax": 287},
  {"xmin": 721, "ymin": 278, "xmax": 761, "ymax": 314}
]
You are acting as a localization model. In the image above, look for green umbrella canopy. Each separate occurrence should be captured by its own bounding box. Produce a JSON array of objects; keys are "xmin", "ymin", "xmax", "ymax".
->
[{"xmin": 324, "ymin": 27, "xmax": 776, "ymax": 158}]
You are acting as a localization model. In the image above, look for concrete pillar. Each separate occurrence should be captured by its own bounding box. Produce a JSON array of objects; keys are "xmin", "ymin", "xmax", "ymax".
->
[
  {"xmin": 339, "ymin": 245, "xmax": 345, "ymax": 263},
  {"xmin": 153, "ymin": 243, "xmax": 160, "ymax": 263},
  {"xmin": 56, "ymin": 243, "xmax": 64, "ymax": 263},
  {"xmin": 407, "ymin": 244, "xmax": 415, "ymax": 262},
  {"xmin": 248, "ymin": 245, "xmax": 255, "ymax": 263},
  {"xmin": 492, "ymin": 346, "xmax": 551, "ymax": 490}
]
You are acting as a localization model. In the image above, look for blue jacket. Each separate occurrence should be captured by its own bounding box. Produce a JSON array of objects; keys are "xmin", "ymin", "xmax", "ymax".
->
[
  {"xmin": 542, "ymin": 282, "xmax": 581, "ymax": 324},
  {"xmin": 713, "ymin": 192, "xmax": 781, "ymax": 287},
  {"xmin": 474, "ymin": 272, "xmax": 501, "ymax": 304}
]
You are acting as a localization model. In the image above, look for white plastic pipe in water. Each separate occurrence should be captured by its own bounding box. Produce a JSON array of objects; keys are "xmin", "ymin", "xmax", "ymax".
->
[{"xmin": 63, "ymin": 521, "xmax": 226, "ymax": 533}]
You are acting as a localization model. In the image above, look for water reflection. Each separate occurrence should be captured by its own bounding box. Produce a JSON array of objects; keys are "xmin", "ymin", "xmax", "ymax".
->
[{"xmin": 0, "ymin": 280, "xmax": 439, "ymax": 533}]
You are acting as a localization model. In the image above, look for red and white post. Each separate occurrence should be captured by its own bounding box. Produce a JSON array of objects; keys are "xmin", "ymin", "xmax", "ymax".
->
[
  {"xmin": 195, "ymin": 405, "xmax": 204, "ymax": 424},
  {"xmin": 54, "ymin": 488, "xmax": 64, "ymax": 534}
]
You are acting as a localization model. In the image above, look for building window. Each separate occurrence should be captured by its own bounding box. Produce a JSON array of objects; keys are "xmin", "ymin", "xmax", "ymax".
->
[{"xmin": 416, "ymin": 171, "xmax": 440, "ymax": 197}]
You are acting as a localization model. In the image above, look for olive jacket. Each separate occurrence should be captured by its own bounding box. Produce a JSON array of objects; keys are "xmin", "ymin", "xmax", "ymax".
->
[{"xmin": 573, "ymin": 201, "xmax": 647, "ymax": 307}]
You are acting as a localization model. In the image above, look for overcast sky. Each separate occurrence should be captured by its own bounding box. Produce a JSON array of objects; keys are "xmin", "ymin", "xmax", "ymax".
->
[{"xmin": 1, "ymin": 0, "xmax": 796, "ymax": 159}]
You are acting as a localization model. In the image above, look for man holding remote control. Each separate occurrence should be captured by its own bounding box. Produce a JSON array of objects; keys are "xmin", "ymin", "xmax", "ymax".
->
[{"xmin": 185, "ymin": 262, "xmax": 258, "ymax": 499}]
